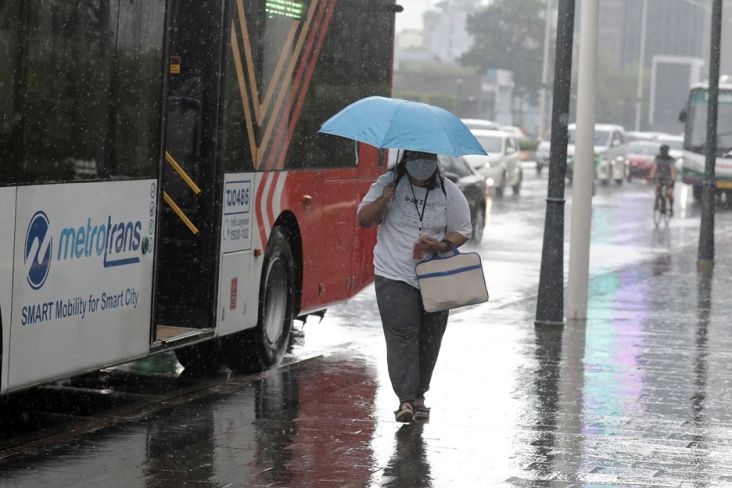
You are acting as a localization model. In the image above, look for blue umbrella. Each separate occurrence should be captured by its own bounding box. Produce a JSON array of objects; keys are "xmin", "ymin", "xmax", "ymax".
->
[{"xmin": 319, "ymin": 96, "xmax": 487, "ymax": 157}]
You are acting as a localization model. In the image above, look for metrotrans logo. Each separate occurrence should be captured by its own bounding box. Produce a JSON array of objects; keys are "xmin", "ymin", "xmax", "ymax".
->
[
  {"xmin": 24, "ymin": 211, "xmax": 143, "ymax": 290},
  {"xmin": 24, "ymin": 211, "xmax": 52, "ymax": 290}
]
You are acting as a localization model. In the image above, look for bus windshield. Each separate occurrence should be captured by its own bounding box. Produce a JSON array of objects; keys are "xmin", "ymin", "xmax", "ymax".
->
[{"xmin": 687, "ymin": 89, "xmax": 732, "ymax": 153}]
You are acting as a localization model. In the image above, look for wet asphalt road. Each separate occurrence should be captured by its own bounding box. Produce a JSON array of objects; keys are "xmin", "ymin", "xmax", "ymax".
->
[{"xmin": 4, "ymin": 167, "xmax": 732, "ymax": 486}]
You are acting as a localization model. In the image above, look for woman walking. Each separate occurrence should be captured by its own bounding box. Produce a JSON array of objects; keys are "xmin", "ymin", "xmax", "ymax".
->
[{"xmin": 357, "ymin": 150, "xmax": 472, "ymax": 422}]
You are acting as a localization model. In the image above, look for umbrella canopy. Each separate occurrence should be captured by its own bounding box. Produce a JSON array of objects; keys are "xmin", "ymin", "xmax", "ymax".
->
[{"xmin": 319, "ymin": 96, "xmax": 487, "ymax": 157}]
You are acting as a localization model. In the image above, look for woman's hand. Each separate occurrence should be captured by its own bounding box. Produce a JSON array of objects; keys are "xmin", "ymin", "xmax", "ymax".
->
[
  {"xmin": 418, "ymin": 235, "xmax": 447, "ymax": 253},
  {"xmin": 381, "ymin": 183, "xmax": 396, "ymax": 202}
]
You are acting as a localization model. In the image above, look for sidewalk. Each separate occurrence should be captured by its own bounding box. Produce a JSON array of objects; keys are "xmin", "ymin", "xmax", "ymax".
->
[{"xmin": 433, "ymin": 232, "xmax": 732, "ymax": 486}]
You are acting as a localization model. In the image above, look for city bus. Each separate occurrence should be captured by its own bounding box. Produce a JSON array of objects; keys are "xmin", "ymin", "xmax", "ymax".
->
[
  {"xmin": 680, "ymin": 77, "xmax": 732, "ymax": 200},
  {"xmin": 0, "ymin": 0, "xmax": 398, "ymax": 394}
]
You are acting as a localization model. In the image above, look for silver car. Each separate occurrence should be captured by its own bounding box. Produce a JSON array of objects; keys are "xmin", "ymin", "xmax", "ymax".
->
[
  {"xmin": 535, "ymin": 139, "xmax": 550, "ymax": 174},
  {"xmin": 568, "ymin": 123, "xmax": 627, "ymax": 185},
  {"xmin": 464, "ymin": 129, "xmax": 523, "ymax": 196}
]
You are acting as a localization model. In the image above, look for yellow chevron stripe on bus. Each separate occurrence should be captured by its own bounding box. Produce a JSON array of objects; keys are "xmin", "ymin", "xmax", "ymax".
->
[{"xmin": 162, "ymin": 191, "xmax": 200, "ymax": 235}]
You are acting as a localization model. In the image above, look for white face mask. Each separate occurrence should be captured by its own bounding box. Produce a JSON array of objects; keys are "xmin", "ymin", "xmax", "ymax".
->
[{"xmin": 406, "ymin": 158, "xmax": 438, "ymax": 180}]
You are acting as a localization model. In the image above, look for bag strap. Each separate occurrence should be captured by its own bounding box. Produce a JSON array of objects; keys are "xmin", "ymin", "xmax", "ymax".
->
[{"xmin": 438, "ymin": 239, "xmax": 459, "ymax": 257}]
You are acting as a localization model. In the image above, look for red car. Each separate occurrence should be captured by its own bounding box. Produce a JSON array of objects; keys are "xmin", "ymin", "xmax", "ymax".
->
[{"xmin": 626, "ymin": 141, "xmax": 661, "ymax": 181}]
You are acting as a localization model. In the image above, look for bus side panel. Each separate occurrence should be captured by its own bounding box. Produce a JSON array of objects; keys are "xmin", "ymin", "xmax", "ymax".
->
[
  {"xmin": 352, "ymin": 145, "xmax": 382, "ymax": 293},
  {"xmin": 276, "ymin": 171, "xmax": 325, "ymax": 314},
  {"xmin": 216, "ymin": 173, "xmax": 255, "ymax": 335},
  {"xmin": 7, "ymin": 181, "xmax": 156, "ymax": 391},
  {"xmin": 0, "ymin": 187, "xmax": 16, "ymax": 393}
]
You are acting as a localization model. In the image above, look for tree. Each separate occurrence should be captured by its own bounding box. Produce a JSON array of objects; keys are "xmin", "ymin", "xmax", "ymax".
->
[{"xmin": 460, "ymin": 0, "xmax": 545, "ymax": 103}]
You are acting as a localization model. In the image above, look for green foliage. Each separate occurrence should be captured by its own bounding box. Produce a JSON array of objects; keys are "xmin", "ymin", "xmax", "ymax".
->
[
  {"xmin": 396, "ymin": 61, "xmax": 478, "ymax": 77},
  {"xmin": 518, "ymin": 138, "xmax": 539, "ymax": 151},
  {"xmin": 460, "ymin": 0, "xmax": 545, "ymax": 101},
  {"xmin": 391, "ymin": 91, "xmax": 465, "ymax": 115}
]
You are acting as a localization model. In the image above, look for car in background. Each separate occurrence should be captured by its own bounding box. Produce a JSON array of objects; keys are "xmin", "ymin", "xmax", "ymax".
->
[
  {"xmin": 567, "ymin": 123, "xmax": 627, "ymax": 185},
  {"xmin": 659, "ymin": 135, "xmax": 682, "ymax": 157},
  {"xmin": 461, "ymin": 118, "xmax": 501, "ymax": 131},
  {"xmin": 625, "ymin": 141, "xmax": 659, "ymax": 181},
  {"xmin": 625, "ymin": 132, "xmax": 683, "ymax": 174},
  {"xmin": 464, "ymin": 129, "xmax": 523, "ymax": 196},
  {"xmin": 535, "ymin": 139, "xmax": 550, "ymax": 174},
  {"xmin": 499, "ymin": 125, "xmax": 526, "ymax": 141},
  {"xmin": 437, "ymin": 155, "xmax": 488, "ymax": 243},
  {"xmin": 625, "ymin": 131, "xmax": 666, "ymax": 143}
]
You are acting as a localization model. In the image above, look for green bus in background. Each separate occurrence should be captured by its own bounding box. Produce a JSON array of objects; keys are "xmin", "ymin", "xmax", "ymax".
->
[{"xmin": 680, "ymin": 77, "xmax": 732, "ymax": 201}]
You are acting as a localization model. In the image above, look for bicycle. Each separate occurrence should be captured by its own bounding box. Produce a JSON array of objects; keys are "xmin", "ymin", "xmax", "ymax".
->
[{"xmin": 653, "ymin": 182, "xmax": 673, "ymax": 227}]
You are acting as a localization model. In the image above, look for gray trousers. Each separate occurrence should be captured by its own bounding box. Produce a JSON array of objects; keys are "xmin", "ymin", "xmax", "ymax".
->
[{"xmin": 374, "ymin": 276, "xmax": 449, "ymax": 404}]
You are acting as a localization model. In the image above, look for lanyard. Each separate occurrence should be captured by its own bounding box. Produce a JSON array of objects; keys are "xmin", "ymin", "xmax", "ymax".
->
[{"xmin": 408, "ymin": 180, "xmax": 430, "ymax": 232}]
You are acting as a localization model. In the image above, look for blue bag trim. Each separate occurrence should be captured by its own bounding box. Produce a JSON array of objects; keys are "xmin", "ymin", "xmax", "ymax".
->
[{"xmin": 416, "ymin": 263, "xmax": 482, "ymax": 279}]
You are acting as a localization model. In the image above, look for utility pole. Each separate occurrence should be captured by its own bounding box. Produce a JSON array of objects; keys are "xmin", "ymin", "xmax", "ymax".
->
[
  {"xmin": 698, "ymin": 0, "xmax": 724, "ymax": 266},
  {"xmin": 567, "ymin": 0, "xmax": 599, "ymax": 321},
  {"xmin": 634, "ymin": 0, "xmax": 649, "ymax": 132},
  {"xmin": 535, "ymin": 0, "xmax": 575, "ymax": 327},
  {"xmin": 539, "ymin": 0, "xmax": 554, "ymax": 139}
]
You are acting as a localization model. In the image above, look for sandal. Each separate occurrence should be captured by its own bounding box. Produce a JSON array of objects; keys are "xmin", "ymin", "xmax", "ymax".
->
[
  {"xmin": 413, "ymin": 404, "xmax": 430, "ymax": 420},
  {"xmin": 394, "ymin": 402, "xmax": 414, "ymax": 423}
]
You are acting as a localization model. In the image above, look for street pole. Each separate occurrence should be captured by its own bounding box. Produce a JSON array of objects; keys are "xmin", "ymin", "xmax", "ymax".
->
[
  {"xmin": 567, "ymin": 0, "xmax": 598, "ymax": 321},
  {"xmin": 535, "ymin": 0, "xmax": 575, "ymax": 327},
  {"xmin": 634, "ymin": 0, "xmax": 648, "ymax": 132},
  {"xmin": 539, "ymin": 0, "xmax": 553, "ymax": 139},
  {"xmin": 698, "ymin": 0, "xmax": 723, "ymax": 265}
]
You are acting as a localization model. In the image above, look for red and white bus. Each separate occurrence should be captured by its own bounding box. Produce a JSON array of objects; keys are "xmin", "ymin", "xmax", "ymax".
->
[{"xmin": 0, "ymin": 0, "xmax": 397, "ymax": 393}]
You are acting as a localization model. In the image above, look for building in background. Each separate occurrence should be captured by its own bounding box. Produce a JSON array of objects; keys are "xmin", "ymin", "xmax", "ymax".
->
[
  {"xmin": 395, "ymin": 0, "xmax": 731, "ymax": 134},
  {"xmin": 422, "ymin": 2, "xmax": 476, "ymax": 63},
  {"xmin": 596, "ymin": 0, "xmax": 731, "ymax": 133},
  {"xmin": 393, "ymin": 1, "xmax": 518, "ymax": 127},
  {"xmin": 392, "ymin": 69, "xmax": 515, "ymax": 125}
]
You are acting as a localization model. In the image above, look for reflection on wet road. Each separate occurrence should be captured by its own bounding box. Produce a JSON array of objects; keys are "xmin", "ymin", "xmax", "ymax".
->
[{"xmin": 4, "ymin": 170, "xmax": 732, "ymax": 486}]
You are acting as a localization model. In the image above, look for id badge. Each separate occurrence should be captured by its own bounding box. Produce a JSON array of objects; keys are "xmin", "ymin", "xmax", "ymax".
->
[{"xmin": 412, "ymin": 243, "xmax": 423, "ymax": 260}]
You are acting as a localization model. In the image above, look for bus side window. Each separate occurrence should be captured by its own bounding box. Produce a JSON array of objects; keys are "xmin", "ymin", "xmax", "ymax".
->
[{"xmin": 7, "ymin": 0, "xmax": 165, "ymax": 185}]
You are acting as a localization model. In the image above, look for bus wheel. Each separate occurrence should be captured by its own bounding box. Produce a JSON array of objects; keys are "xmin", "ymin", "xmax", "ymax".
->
[{"xmin": 254, "ymin": 227, "xmax": 294, "ymax": 368}]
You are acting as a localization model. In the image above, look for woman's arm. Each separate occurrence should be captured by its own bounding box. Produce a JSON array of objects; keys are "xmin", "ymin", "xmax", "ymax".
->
[
  {"xmin": 358, "ymin": 183, "xmax": 395, "ymax": 227},
  {"xmin": 418, "ymin": 232, "xmax": 468, "ymax": 253}
]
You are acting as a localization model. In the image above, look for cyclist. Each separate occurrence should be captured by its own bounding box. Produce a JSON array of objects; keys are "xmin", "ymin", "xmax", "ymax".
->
[{"xmin": 648, "ymin": 144, "xmax": 677, "ymax": 216}]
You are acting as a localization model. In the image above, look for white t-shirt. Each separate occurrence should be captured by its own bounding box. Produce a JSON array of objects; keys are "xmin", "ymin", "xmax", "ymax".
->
[{"xmin": 358, "ymin": 172, "xmax": 472, "ymax": 288}]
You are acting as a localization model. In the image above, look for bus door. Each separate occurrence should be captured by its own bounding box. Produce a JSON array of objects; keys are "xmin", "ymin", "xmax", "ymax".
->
[{"xmin": 153, "ymin": 0, "xmax": 224, "ymax": 344}]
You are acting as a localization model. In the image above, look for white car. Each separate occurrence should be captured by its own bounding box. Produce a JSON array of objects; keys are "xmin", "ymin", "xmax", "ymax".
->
[
  {"xmin": 461, "ymin": 118, "xmax": 501, "ymax": 131},
  {"xmin": 499, "ymin": 125, "xmax": 526, "ymax": 141},
  {"xmin": 535, "ymin": 139, "xmax": 550, "ymax": 174},
  {"xmin": 463, "ymin": 129, "xmax": 523, "ymax": 196},
  {"xmin": 568, "ymin": 123, "xmax": 627, "ymax": 184}
]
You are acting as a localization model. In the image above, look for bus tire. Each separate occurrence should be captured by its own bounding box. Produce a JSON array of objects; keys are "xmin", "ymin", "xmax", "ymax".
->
[{"xmin": 253, "ymin": 227, "xmax": 294, "ymax": 368}]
